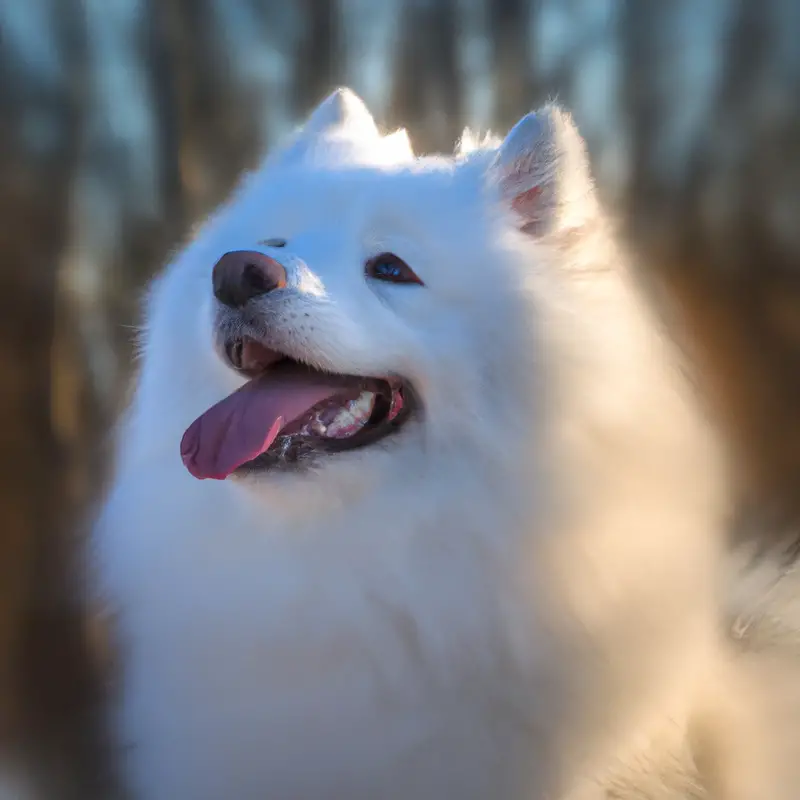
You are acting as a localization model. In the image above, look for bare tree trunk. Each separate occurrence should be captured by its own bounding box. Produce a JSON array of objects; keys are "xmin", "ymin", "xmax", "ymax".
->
[
  {"xmin": 0, "ymin": 1, "xmax": 106, "ymax": 795},
  {"xmin": 390, "ymin": 0, "xmax": 464, "ymax": 151}
]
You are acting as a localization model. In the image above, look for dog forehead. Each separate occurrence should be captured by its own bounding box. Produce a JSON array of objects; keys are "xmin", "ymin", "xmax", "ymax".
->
[
  {"xmin": 254, "ymin": 158, "xmax": 459, "ymax": 224},
  {"xmin": 248, "ymin": 164, "xmax": 373, "ymax": 228}
]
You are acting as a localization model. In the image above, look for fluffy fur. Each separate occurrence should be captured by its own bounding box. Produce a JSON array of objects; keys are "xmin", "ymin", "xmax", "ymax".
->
[{"xmin": 93, "ymin": 89, "xmax": 800, "ymax": 799}]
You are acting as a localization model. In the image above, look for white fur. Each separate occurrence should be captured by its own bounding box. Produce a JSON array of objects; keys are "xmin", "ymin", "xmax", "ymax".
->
[{"xmin": 92, "ymin": 89, "xmax": 774, "ymax": 798}]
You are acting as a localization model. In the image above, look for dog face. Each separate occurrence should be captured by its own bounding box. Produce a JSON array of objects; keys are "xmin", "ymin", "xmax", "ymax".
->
[{"xmin": 138, "ymin": 89, "xmax": 601, "ymax": 510}]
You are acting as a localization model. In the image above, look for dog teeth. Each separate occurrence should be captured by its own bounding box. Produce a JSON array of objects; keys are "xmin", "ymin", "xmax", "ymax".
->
[
  {"xmin": 352, "ymin": 390, "xmax": 376, "ymax": 418},
  {"xmin": 326, "ymin": 391, "xmax": 375, "ymax": 437}
]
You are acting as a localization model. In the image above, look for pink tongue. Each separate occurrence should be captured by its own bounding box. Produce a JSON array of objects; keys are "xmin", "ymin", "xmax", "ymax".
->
[{"xmin": 180, "ymin": 374, "xmax": 348, "ymax": 480}]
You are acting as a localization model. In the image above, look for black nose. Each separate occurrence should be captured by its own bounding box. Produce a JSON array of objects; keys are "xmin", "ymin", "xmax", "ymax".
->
[{"xmin": 212, "ymin": 250, "xmax": 288, "ymax": 308}]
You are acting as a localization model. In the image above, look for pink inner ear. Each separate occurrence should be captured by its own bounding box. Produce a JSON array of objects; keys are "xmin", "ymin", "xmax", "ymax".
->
[
  {"xmin": 511, "ymin": 185, "xmax": 542, "ymax": 216},
  {"xmin": 500, "ymin": 176, "xmax": 546, "ymax": 236}
]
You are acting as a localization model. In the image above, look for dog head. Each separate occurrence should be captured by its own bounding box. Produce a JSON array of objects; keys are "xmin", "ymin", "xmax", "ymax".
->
[{"xmin": 136, "ymin": 89, "xmax": 672, "ymax": 517}]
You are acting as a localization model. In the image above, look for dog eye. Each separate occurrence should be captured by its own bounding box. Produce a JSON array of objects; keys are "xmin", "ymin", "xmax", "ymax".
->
[{"xmin": 365, "ymin": 253, "xmax": 423, "ymax": 285}]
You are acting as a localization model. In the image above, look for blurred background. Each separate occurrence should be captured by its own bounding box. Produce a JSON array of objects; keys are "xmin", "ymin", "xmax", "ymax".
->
[{"xmin": 2, "ymin": 0, "xmax": 800, "ymax": 796}]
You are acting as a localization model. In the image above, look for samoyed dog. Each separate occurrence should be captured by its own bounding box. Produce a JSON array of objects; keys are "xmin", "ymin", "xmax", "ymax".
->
[{"xmin": 93, "ymin": 89, "xmax": 800, "ymax": 799}]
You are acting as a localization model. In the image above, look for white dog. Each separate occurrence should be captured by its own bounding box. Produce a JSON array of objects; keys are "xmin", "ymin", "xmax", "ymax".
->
[{"xmin": 92, "ymin": 89, "xmax": 800, "ymax": 799}]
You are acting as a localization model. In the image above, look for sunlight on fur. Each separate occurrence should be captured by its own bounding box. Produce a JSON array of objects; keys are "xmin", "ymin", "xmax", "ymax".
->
[{"xmin": 92, "ymin": 88, "xmax": 800, "ymax": 799}]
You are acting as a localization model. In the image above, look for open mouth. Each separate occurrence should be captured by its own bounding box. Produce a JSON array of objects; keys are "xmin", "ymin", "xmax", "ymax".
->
[{"xmin": 180, "ymin": 336, "xmax": 415, "ymax": 480}]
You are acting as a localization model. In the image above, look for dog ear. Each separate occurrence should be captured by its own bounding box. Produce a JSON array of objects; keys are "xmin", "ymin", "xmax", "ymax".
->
[
  {"xmin": 301, "ymin": 87, "xmax": 379, "ymax": 140},
  {"xmin": 490, "ymin": 105, "xmax": 596, "ymax": 236},
  {"xmin": 271, "ymin": 87, "xmax": 381, "ymax": 167}
]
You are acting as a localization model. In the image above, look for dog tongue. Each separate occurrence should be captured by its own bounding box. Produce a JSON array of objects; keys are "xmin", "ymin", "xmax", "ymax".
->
[{"xmin": 180, "ymin": 374, "xmax": 348, "ymax": 480}]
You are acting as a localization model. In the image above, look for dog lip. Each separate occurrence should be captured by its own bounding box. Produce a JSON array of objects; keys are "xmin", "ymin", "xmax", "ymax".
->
[
  {"xmin": 225, "ymin": 335, "xmax": 286, "ymax": 375},
  {"xmin": 221, "ymin": 333, "xmax": 401, "ymax": 393}
]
